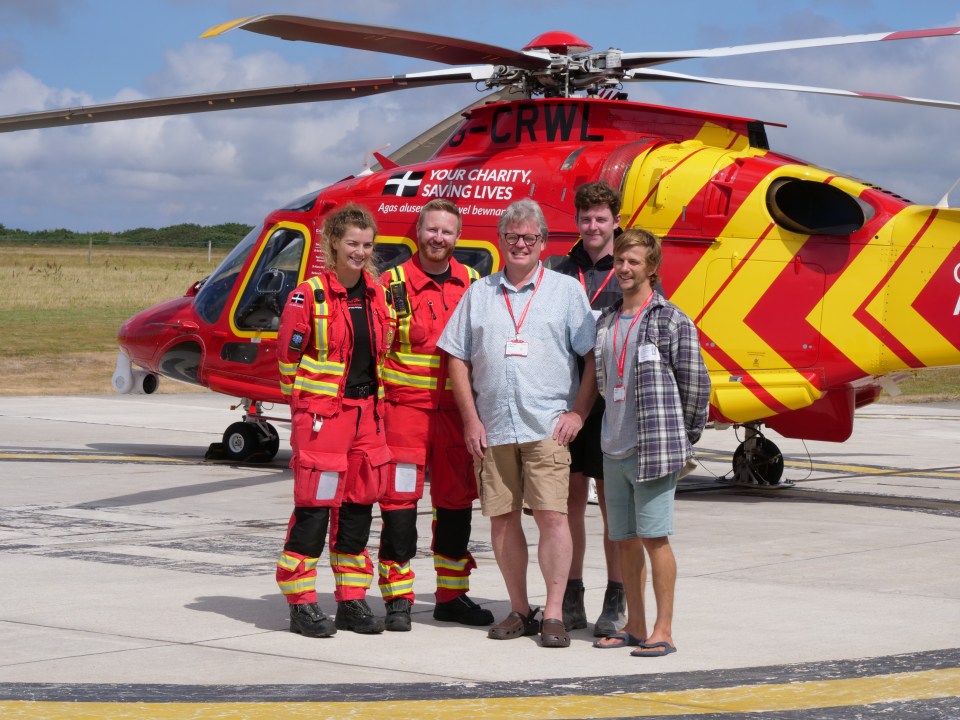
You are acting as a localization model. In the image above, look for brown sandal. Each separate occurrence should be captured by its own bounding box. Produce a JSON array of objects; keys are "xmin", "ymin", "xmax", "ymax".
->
[
  {"xmin": 540, "ymin": 617, "xmax": 570, "ymax": 648},
  {"xmin": 487, "ymin": 607, "xmax": 540, "ymax": 640}
]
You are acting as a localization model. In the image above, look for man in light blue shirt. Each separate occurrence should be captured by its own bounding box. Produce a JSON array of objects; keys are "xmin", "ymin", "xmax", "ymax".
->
[{"xmin": 438, "ymin": 198, "xmax": 596, "ymax": 649}]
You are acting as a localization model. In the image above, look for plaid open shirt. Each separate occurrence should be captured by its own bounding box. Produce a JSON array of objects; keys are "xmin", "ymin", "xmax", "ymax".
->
[{"xmin": 595, "ymin": 294, "xmax": 711, "ymax": 482}]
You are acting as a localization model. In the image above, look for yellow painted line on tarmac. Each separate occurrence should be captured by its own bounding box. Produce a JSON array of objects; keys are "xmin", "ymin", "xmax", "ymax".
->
[
  {"xmin": 779, "ymin": 459, "xmax": 960, "ymax": 480},
  {"xmin": 0, "ymin": 452, "xmax": 190, "ymax": 464},
  {"xmin": 697, "ymin": 449, "xmax": 960, "ymax": 480},
  {"xmin": 2, "ymin": 667, "xmax": 958, "ymax": 719}
]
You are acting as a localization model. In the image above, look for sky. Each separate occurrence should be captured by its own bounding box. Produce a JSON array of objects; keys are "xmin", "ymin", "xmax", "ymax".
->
[{"xmin": 1, "ymin": 0, "xmax": 959, "ymax": 232}]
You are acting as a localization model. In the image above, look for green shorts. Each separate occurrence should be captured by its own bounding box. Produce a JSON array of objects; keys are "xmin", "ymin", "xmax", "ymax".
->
[{"xmin": 602, "ymin": 451, "xmax": 678, "ymax": 539}]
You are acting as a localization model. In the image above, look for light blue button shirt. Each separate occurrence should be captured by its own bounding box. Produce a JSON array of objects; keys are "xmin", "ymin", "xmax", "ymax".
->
[{"xmin": 438, "ymin": 263, "xmax": 596, "ymax": 446}]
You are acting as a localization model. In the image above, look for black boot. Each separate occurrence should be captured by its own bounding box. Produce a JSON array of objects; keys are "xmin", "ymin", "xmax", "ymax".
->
[
  {"xmin": 289, "ymin": 602, "xmax": 337, "ymax": 638},
  {"xmin": 335, "ymin": 599, "xmax": 385, "ymax": 634},
  {"xmin": 593, "ymin": 582, "xmax": 626, "ymax": 637},
  {"xmin": 384, "ymin": 598, "xmax": 412, "ymax": 632},
  {"xmin": 562, "ymin": 581, "xmax": 587, "ymax": 630},
  {"xmin": 433, "ymin": 594, "xmax": 495, "ymax": 626}
]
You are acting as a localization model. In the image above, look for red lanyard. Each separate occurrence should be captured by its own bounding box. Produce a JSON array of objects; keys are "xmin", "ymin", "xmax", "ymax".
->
[
  {"xmin": 502, "ymin": 266, "xmax": 545, "ymax": 338},
  {"xmin": 578, "ymin": 267, "xmax": 615, "ymax": 305},
  {"xmin": 613, "ymin": 294, "xmax": 653, "ymax": 380}
]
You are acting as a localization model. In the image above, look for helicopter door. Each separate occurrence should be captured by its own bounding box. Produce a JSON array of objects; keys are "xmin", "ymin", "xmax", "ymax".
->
[{"xmin": 234, "ymin": 224, "xmax": 309, "ymax": 333}]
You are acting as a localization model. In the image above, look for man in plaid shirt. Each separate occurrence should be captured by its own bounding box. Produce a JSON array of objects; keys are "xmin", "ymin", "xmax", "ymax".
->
[{"xmin": 592, "ymin": 228, "xmax": 711, "ymax": 657}]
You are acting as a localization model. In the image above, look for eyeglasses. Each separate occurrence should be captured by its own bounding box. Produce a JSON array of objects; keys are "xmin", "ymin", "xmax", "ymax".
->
[{"xmin": 503, "ymin": 233, "xmax": 542, "ymax": 247}]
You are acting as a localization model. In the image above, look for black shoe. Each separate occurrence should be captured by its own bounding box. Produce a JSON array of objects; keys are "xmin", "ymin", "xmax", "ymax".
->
[
  {"xmin": 335, "ymin": 599, "xmax": 385, "ymax": 634},
  {"xmin": 384, "ymin": 598, "xmax": 412, "ymax": 632},
  {"xmin": 433, "ymin": 595, "xmax": 495, "ymax": 626},
  {"xmin": 594, "ymin": 584, "xmax": 626, "ymax": 637},
  {"xmin": 289, "ymin": 602, "xmax": 337, "ymax": 638},
  {"xmin": 562, "ymin": 583, "xmax": 587, "ymax": 630}
]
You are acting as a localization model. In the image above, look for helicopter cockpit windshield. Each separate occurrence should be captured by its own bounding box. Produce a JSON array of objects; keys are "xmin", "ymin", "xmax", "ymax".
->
[{"xmin": 194, "ymin": 224, "xmax": 261, "ymax": 325}]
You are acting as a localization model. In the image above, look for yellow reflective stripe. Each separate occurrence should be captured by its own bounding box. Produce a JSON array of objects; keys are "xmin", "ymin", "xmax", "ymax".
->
[
  {"xmin": 381, "ymin": 577, "xmax": 415, "ymax": 595},
  {"xmin": 335, "ymin": 574, "xmax": 374, "ymax": 588},
  {"xmin": 394, "ymin": 351, "xmax": 440, "ymax": 368},
  {"xmin": 307, "ymin": 277, "xmax": 331, "ymax": 362},
  {"xmin": 299, "ymin": 355, "xmax": 346, "ymax": 375},
  {"xmin": 383, "ymin": 286, "xmax": 397, "ymax": 322},
  {"xmin": 280, "ymin": 381, "xmax": 293, "ymax": 396},
  {"xmin": 277, "ymin": 552, "xmax": 318, "ymax": 572},
  {"xmin": 465, "ymin": 266, "xmax": 480, "ymax": 282},
  {"xmin": 382, "ymin": 368, "xmax": 438, "ymax": 390},
  {"xmin": 396, "ymin": 314, "xmax": 412, "ymax": 346},
  {"xmin": 293, "ymin": 377, "xmax": 340, "ymax": 396},
  {"xmin": 434, "ymin": 555, "xmax": 471, "ymax": 572},
  {"xmin": 278, "ymin": 361, "xmax": 299, "ymax": 374},
  {"xmin": 278, "ymin": 577, "xmax": 315, "ymax": 595},
  {"xmin": 436, "ymin": 576, "xmax": 470, "ymax": 591},
  {"xmin": 378, "ymin": 561, "xmax": 412, "ymax": 577},
  {"xmin": 443, "ymin": 378, "xmax": 453, "ymax": 391},
  {"xmin": 330, "ymin": 552, "xmax": 368, "ymax": 568}
]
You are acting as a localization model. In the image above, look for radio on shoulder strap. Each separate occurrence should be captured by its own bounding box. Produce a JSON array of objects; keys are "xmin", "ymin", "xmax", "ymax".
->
[{"xmin": 390, "ymin": 280, "xmax": 410, "ymax": 317}]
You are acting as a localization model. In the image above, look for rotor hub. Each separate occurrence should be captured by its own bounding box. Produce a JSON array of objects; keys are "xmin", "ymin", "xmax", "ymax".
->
[{"xmin": 522, "ymin": 31, "xmax": 592, "ymax": 55}]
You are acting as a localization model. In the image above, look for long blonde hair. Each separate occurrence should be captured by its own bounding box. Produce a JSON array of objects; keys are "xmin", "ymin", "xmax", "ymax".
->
[{"xmin": 321, "ymin": 203, "xmax": 380, "ymax": 281}]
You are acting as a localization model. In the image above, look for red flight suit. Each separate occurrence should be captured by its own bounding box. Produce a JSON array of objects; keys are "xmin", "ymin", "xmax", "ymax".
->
[
  {"xmin": 378, "ymin": 255, "xmax": 480, "ymax": 604},
  {"xmin": 274, "ymin": 271, "xmax": 397, "ymax": 605}
]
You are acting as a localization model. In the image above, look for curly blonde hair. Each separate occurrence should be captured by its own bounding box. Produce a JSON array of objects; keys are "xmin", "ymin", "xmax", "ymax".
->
[{"xmin": 321, "ymin": 203, "xmax": 379, "ymax": 280}]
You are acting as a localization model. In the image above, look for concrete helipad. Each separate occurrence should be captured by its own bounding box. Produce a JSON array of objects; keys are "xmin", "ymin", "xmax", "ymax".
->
[{"xmin": 0, "ymin": 394, "xmax": 958, "ymax": 718}]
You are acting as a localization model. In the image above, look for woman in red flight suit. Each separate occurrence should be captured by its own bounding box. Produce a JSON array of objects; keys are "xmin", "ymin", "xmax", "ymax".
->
[{"xmin": 275, "ymin": 203, "xmax": 397, "ymax": 637}]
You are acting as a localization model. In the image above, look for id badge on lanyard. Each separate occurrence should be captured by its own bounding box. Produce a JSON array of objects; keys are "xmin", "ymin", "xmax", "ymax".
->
[
  {"xmin": 502, "ymin": 267, "xmax": 544, "ymax": 359},
  {"xmin": 505, "ymin": 339, "xmax": 529, "ymax": 357}
]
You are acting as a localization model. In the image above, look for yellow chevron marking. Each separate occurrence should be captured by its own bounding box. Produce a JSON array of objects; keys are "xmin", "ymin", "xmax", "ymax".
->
[
  {"xmin": 694, "ymin": 121, "xmax": 750, "ymax": 151},
  {"xmin": 870, "ymin": 208, "xmax": 959, "ymax": 368},
  {"xmin": 815, "ymin": 222, "xmax": 899, "ymax": 376},
  {"xmin": 5, "ymin": 667, "xmax": 957, "ymax": 719},
  {"xmin": 644, "ymin": 145, "xmax": 765, "ymax": 313},
  {"xmin": 694, "ymin": 168, "xmax": 821, "ymax": 419},
  {"xmin": 622, "ymin": 141, "xmax": 723, "ymax": 235}
]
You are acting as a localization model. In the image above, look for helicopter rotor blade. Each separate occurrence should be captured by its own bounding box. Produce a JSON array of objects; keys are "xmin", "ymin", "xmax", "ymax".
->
[
  {"xmin": 0, "ymin": 67, "xmax": 494, "ymax": 133},
  {"xmin": 625, "ymin": 67, "xmax": 960, "ymax": 111},
  {"xmin": 616, "ymin": 25, "xmax": 960, "ymax": 69},
  {"xmin": 204, "ymin": 14, "xmax": 551, "ymax": 70}
]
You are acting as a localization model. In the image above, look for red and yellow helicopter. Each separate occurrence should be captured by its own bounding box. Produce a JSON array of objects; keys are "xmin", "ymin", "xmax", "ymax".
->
[{"xmin": 2, "ymin": 15, "xmax": 959, "ymax": 483}]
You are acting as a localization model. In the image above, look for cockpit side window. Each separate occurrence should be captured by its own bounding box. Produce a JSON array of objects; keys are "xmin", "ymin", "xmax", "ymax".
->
[{"xmin": 235, "ymin": 227, "xmax": 306, "ymax": 331}]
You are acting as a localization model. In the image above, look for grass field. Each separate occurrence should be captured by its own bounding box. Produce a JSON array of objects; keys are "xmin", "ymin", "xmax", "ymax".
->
[
  {"xmin": 1, "ymin": 242, "xmax": 957, "ymax": 401},
  {"xmin": 1, "ymin": 244, "xmax": 225, "ymax": 396}
]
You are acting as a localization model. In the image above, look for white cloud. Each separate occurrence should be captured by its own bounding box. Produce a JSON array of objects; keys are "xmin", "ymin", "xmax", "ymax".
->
[{"xmin": 3, "ymin": 4, "xmax": 960, "ymax": 230}]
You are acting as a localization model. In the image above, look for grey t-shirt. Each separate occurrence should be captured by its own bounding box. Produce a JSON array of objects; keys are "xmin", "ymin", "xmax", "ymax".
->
[{"xmin": 600, "ymin": 307, "xmax": 647, "ymax": 458}]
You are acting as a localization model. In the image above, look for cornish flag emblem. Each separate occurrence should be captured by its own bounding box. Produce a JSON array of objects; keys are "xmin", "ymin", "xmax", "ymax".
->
[{"xmin": 383, "ymin": 170, "xmax": 425, "ymax": 197}]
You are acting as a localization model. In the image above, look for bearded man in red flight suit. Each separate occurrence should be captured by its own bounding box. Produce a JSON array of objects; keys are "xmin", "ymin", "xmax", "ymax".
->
[{"xmin": 376, "ymin": 198, "xmax": 495, "ymax": 631}]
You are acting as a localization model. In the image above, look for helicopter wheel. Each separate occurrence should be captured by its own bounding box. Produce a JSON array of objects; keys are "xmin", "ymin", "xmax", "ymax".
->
[
  {"xmin": 259, "ymin": 422, "xmax": 281, "ymax": 461},
  {"xmin": 732, "ymin": 436, "xmax": 784, "ymax": 485},
  {"xmin": 223, "ymin": 422, "xmax": 280, "ymax": 462}
]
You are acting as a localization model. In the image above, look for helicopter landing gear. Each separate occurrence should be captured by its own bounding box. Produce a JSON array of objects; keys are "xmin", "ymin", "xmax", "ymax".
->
[
  {"xmin": 207, "ymin": 399, "xmax": 283, "ymax": 463},
  {"xmin": 731, "ymin": 424, "xmax": 789, "ymax": 486},
  {"xmin": 220, "ymin": 420, "xmax": 279, "ymax": 463}
]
